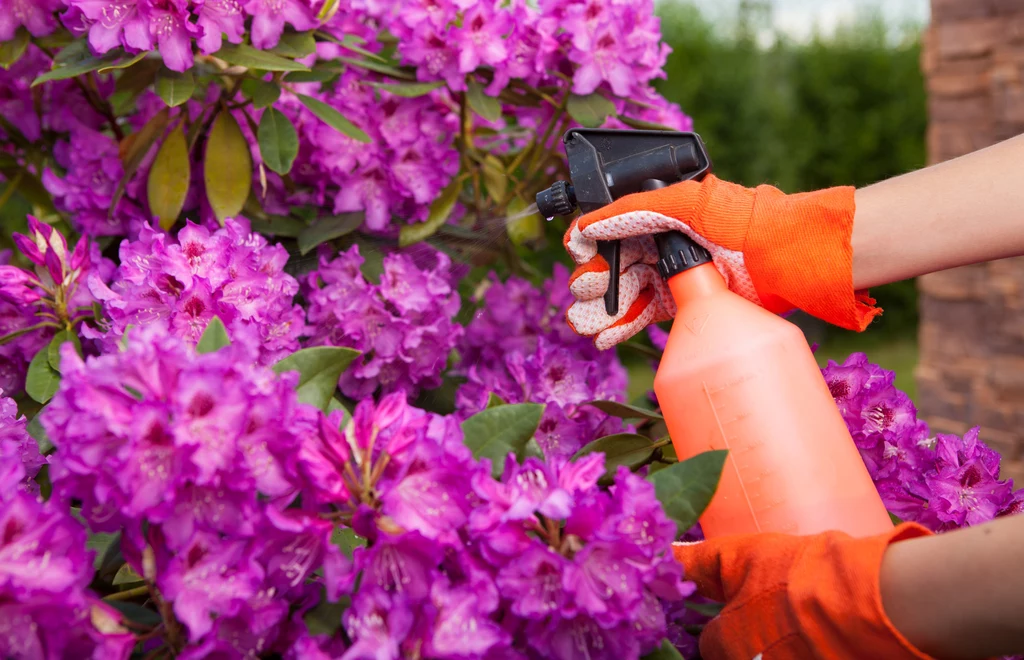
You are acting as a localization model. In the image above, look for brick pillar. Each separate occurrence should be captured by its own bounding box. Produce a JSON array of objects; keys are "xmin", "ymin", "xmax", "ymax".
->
[{"xmin": 917, "ymin": 0, "xmax": 1024, "ymax": 483}]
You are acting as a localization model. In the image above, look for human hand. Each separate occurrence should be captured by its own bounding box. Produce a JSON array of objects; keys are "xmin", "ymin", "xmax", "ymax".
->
[
  {"xmin": 672, "ymin": 523, "xmax": 933, "ymax": 660},
  {"xmin": 563, "ymin": 174, "xmax": 879, "ymax": 349}
]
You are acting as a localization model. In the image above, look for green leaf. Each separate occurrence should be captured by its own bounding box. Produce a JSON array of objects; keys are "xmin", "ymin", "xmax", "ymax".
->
[
  {"xmin": 460, "ymin": 403, "xmax": 544, "ymax": 477},
  {"xmin": 482, "ymin": 154, "xmax": 508, "ymax": 205},
  {"xmin": 94, "ymin": 532, "xmax": 125, "ymax": 582},
  {"xmin": 26, "ymin": 347, "xmax": 61, "ymax": 404},
  {"xmin": 271, "ymin": 31, "xmax": 317, "ymax": 58},
  {"xmin": 648, "ymin": 450, "xmax": 729, "ymax": 535},
  {"xmin": 27, "ymin": 414, "xmax": 53, "ymax": 454},
  {"xmin": 297, "ymin": 212, "xmax": 363, "ymax": 255},
  {"xmin": 486, "ymin": 393, "xmax": 505, "ymax": 408},
  {"xmin": 330, "ymin": 526, "xmax": 366, "ymax": 558},
  {"xmin": 272, "ymin": 347, "xmax": 361, "ymax": 411},
  {"xmin": 110, "ymin": 108, "xmax": 170, "ymax": 220},
  {"xmin": 146, "ymin": 125, "xmax": 190, "ymax": 230},
  {"xmin": 32, "ymin": 41, "xmax": 147, "ymax": 86},
  {"xmin": 304, "ymin": 594, "xmax": 349, "ymax": 636},
  {"xmin": 196, "ymin": 317, "xmax": 231, "ymax": 354},
  {"xmin": 204, "ymin": 111, "xmax": 252, "ymax": 223},
  {"xmin": 213, "ymin": 44, "xmax": 310, "ymax": 72},
  {"xmin": 684, "ymin": 600, "xmax": 724, "ymax": 617},
  {"xmin": 505, "ymin": 195, "xmax": 543, "ymax": 245},
  {"xmin": 282, "ymin": 68, "xmax": 338, "ymax": 83},
  {"xmin": 617, "ymin": 115, "xmax": 676, "ymax": 132},
  {"xmin": 155, "ymin": 66, "xmax": 194, "ymax": 107},
  {"xmin": 889, "ymin": 511, "xmax": 903, "ymax": 526},
  {"xmin": 316, "ymin": 0, "xmax": 341, "ymax": 23},
  {"xmin": 585, "ymin": 400, "xmax": 663, "ymax": 421},
  {"xmin": 398, "ymin": 176, "xmax": 462, "ymax": 247},
  {"xmin": 572, "ymin": 433, "xmax": 666, "ymax": 478},
  {"xmin": 297, "ymin": 94, "xmax": 370, "ymax": 143},
  {"xmin": 0, "ymin": 28, "xmax": 30, "ymax": 70},
  {"xmin": 241, "ymin": 79, "xmax": 282, "ymax": 108},
  {"xmin": 326, "ymin": 397, "xmax": 350, "ymax": 427},
  {"xmin": 258, "ymin": 108, "xmax": 299, "ymax": 175},
  {"xmin": 367, "ymin": 80, "xmax": 445, "ymax": 97},
  {"xmin": 641, "ymin": 639, "xmax": 685, "ymax": 660},
  {"xmin": 87, "ymin": 530, "xmax": 120, "ymax": 571},
  {"xmin": 566, "ymin": 92, "xmax": 616, "ymax": 128},
  {"xmin": 337, "ymin": 55, "xmax": 414, "ymax": 80},
  {"xmin": 107, "ymin": 602, "xmax": 162, "ymax": 627},
  {"xmin": 466, "ymin": 79, "xmax": 502, "ymax": 123},
  {"xmin": 248, "ymin": 214, "xmax": 307, "ymax": 237},
  {"xmin": 113, "ymin": 563, "xmax": 144, "ymax": 585},
  {"xmin": 47, "ymin": 329, "xmax": 82, "ymax": 373}
]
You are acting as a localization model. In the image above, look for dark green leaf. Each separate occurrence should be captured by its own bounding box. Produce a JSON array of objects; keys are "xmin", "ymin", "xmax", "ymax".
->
[
  {"xmin": 326, "ymin": 397, "xmax": 350, "ymax": 427},
  {"xmin": 249, "ymin": 214, "xmax": 307, "ymax": 237},
  {"xmin": 95, "ymin": 533, "xmax": 125, "ymax": 582},
  {"xmin": 272, "ymin": 347, "xmax": 361, "ymax": 411},
  {"xmin": 649, "ymin": 450, "xmax": 729, "ymax": 535},
  {"xmin": 889, "ymin": 511, "xmax": 903, "ymax": 526},
  {"xmin": 114, "ymin": 57, "xmax": 161, "ymax": 97},
  {"xmin": 297, "ymin": 212, "xmax": 363, "ymax": 255},
  {"xmin": 27, "ymin": 414, "xmax": 52, "ymax": 454},
  {"xmin": 314, "ymin": 32, "xmax": 386, "ymax": 62},
  {"xmin": 35, "ymin": 464, "xmax": 51, "ymax": 501},
  {"xmin": 32, "ymin": 41, "xmax": 147, "ymax": 86},
  {"xmin": 47, "ymin": 329, "xmax": 82, "ymax": 373},
  {"xmin": 566, "ymin": 92, "xmax": 616, "ymax": 128},
  {"xmin": 585, "ymin": 400, "xmax": 663, "ymax": 421},
  {"xmin": 330, "ymin": 526, "xmax": 365, "ymax": 558},
  {"xmin": 297, "ymin": 94, "xmax": 370, "ymax": 142},
  {"xmin": 196, "ymin": 317, "xmax": 231, "ymax": 354},
  {"xmin": 398, "ymin": 176, "xmax": 462, "ymax": 246},
  {"xmin": 155, "ymin": 66, "xmax": 194, "ymax": 107},
  {"xmin": 572, "ymin": 433, "xmax": 666, "ymax": 478},
  {"xmin": 241, "ymin": 79, "xmax": 282, "ymax": 108},
  {"xmin": 0, "ymin": 28, "xmax": 30, "ymax": 70},
  {"xmin": 467, "ymin": 79, "xmax": 502, "ymax": 123},
  {"xmin": 337, "ymin": 55, "xmax": 414, "ymax": 80},
  {"xmin": 304, "ymin": 594, "xmax": 349, "ymax": 636},
  {"xmin": 270, "ymin": 31, "xmax": 317, "ymax": 58},
  {"xmin": 214, "ymin": 44, "xmax": 310, "ymax": 71},
  {"xmin": 257, "ymin": 108, "xmax": 299, "ymax": 175},
  {"xmin": 107, "ymin": 602, "xmax": 162, "ymax": 627},
  {"xmin": 460, "ymin": 403, "xmax": 544, "ymax": 477},
  {"xmin": 486, "ymin": 393, "xmax": 505, "ymax": 408},
  {"xmin": 684, "ymin": 600, "xmax": 724, "ymax": 617},
  {"xmin": 368, "ymin": 80, "xmax": 445, "ymax": 97},
  {"xmin": 0, "ymin": 165, "xmax": 55, "ymax": 214},
  {"xmin": 641, "ymin": 639, "xmax": 685, "ymax": 660},
  {"xmin": 283, "ymin": 68, "xmax": 338, "ymax": 83},
  {"xmin": 87, "ymin": 530, "xmax": 120, "ymax": 571},
  {"xmin": 26, "ymin": 347, "xmax": 60, "ymax": 404}
]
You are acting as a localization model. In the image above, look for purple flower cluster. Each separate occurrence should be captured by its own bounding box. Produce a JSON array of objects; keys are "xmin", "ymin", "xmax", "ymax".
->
[
  {"xmin": 87, "ymin": 218, "xmax": 304, "ymax": 365},
  {"xmin": 457, "ymin": 265, "xmax": 629, "ymax": 458},
  {"xmin": 0, "ymin": 391, "xmax": 45, "ymax": 497},
  {"xmin": 822, "ymin": 353, "xmax": 1024, "ymax": 531},
  {"xmin": 292, "ymin": 393, "xmax": 693, "ymax": 658},
  {"xmin": 43, "ymin": 326, "xmax": 349, "ymax": 652},
  {"xmin": 304, "ymin": 244, "xmax": 463, "ymax": 400},
  {"xmin": 0, "ymin": 217, "xmax": 113, "ymax": 393},
  {"xmin": 279, "ymin": 72, "xmax": 460, "ymax": 230}
]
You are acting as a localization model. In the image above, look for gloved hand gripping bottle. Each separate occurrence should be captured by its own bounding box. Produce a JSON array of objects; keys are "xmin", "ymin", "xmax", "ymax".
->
[{"xmin": 538, "ymin": 128, "xmax": 893, "ymax": 539}]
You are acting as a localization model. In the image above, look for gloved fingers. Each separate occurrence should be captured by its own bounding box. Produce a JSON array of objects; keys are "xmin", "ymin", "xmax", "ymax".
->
[
  {"xmin": 671, "ymin": 540, "xmax": 728, "ymax": 603},
  {"xmin": 568, "ymin": 236, "xmax": 657, "ymax": 302},
  {"xmin": 566, "ymin": 263, "xmax": 668, "ymax": 335},
  {"xmin": 592, "ymin": 288, "xmax": 668, "ymax": 350},
  {"xmin": 575, "ymin": 176, "xmax": 708, "ymax": 229}
]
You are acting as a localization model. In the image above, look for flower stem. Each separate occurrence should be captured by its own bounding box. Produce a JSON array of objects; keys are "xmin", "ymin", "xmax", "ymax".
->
[{"xmin": 0, "ymin": 321, "xmax": 58, "ymax": 345}]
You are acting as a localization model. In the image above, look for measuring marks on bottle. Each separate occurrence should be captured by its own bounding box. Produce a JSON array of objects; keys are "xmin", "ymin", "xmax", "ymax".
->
[{"xmin": 701, "ymin": 372, "xmax": 793, "ymax": 534}]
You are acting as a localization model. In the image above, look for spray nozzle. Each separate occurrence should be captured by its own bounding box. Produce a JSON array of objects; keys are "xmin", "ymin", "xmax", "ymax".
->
[{"xmin": 537, "ymin": 128, "xmax": 712, "ymax": 316}]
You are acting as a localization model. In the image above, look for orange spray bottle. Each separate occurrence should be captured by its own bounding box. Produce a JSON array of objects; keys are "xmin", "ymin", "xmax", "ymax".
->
[{"xmin": 537, "ymin": 128, "xmax": 892, "ymax": 539}]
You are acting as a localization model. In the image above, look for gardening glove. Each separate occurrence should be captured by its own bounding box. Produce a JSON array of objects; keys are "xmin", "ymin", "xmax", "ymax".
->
[
  {"xmin": 672, "ymin": 522, "xmax": 934, "ymax": 660},
  {"xmin": 563, "ymin": 174, "xmax": 881, "ymax": 349}
]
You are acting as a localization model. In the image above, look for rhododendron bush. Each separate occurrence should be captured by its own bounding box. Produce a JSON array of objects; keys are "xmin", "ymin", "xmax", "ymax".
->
[{"xmin": 0, "ymin": 1, "xmax": 1020, "ymax": 658}]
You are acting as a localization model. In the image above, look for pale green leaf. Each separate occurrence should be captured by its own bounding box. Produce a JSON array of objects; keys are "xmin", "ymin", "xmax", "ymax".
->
[
  {"xmin": 147, "ymin": 125, "xmax": 190, "ymax": 230},
  {"xmin": 272, "ymin": 347, "xmax": 361, "ymax": 411},
  {"xmin": 460, "ymin": 403, "xmax": 544, "ymax": 477},
  {"xmin": 270, "ymin": 31, "xmax": 317, "ymax": 58},
  {"xmin": 213, "ymin": 44, "xmax": 310, "ymax": 72},
  {"xmin": 257, "ymin": 108, "xmax": 299, "ymax": 175},
  {"xmin": 112, "ymin": 563, "xmax": 144, "ymax": 585},
  {"xmin": 0, "ymin": 28, "xmax": 30, "ymax": 70},
  {"xmin": 398, "ymin": 177, "xmax": 461, "ymax": 246},
  {"xmin": 204, "ymin": 111, "xmax": 252, "ymax": 223},
  {"xmin": 486, "ymin": 393, "xmax": 505, "ymax": 408},
  {"xmin": 467, "ymin": 79, "xmax": 501, "ymax": 123},
  {"xmin": 505, "ymin": 195, "xmax": 543, "ymax": 245},
  {"xmin": 297, "ymin": 94, "xmax": 370, "ymax": 143},
  {"xmin": 368, "ymin": 80, "xmax": 444, "ymax": 97},
  {"xmin": 567, "ymin": 92, "xmax": 616, "ymax": 128},
  {"xmin": 196, "ymin": 317, "xmax": 231, "ymax": 354},
  {"xmin": 155, "ymin": 66, "xmax": 194, "ymax": 107},
  {"xmin": 330, "ymin": 526, "xmax": 365, "ymax": 558}
]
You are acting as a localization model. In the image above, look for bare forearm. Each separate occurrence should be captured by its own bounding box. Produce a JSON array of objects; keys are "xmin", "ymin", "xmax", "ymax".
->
[
  {"xmin": 879, "ymin": 514, "xmax": 1024, "ymax": 659},
  {"xmin": 853, "ymin": 133, "xmax": 1024, "ymax": 289}
]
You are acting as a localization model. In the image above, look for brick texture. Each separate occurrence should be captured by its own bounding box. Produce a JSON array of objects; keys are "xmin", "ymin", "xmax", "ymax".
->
[{"xmin": 918, "ymin": 0, "xmax": 1024, "ymax": 481}]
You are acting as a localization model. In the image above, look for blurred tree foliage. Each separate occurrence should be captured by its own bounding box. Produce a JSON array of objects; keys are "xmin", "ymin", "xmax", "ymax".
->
[{"xmin": 656, "ymin": 2, "xmax": 926, "ymax": 341}]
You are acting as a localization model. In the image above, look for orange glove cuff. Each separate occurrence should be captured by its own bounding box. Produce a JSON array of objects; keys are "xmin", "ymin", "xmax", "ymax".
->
[
  {"xmin": 577, "ymin": 174, "xmax": 881, "ymax": 332},
  {"xmin": 673, "ymin": 522, "xmax": 934, "ymax": 660}
]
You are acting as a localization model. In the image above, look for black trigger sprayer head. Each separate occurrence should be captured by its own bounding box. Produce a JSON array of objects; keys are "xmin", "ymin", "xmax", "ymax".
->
[{"xmin": 535, "ymin": 128, "xmax": 712, "ymax": 319}]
